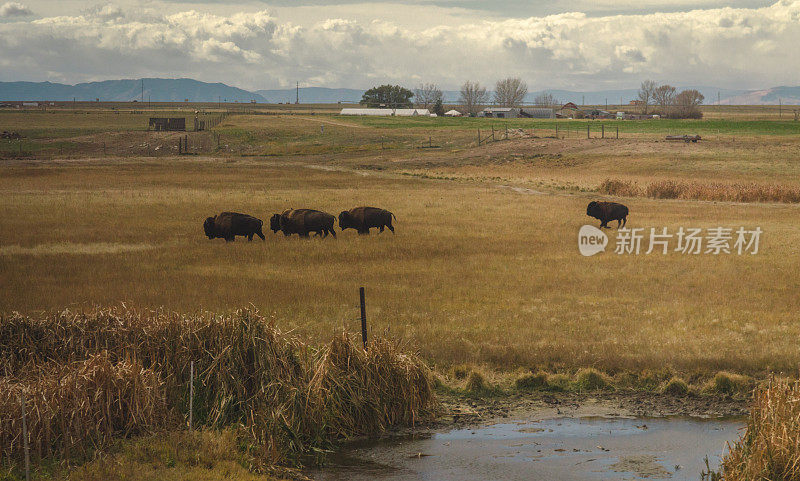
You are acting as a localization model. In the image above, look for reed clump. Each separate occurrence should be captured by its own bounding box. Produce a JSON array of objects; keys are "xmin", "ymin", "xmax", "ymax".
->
[
  {"xmin": 0, "ymin": 308, "xmax": 436, "ymax": 468},
  {"xmin": 721, "ymin": 380, "xmax": 800, "ymax": 480}
]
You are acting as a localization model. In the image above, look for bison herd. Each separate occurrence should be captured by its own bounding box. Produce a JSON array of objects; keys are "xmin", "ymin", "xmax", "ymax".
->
[
  {"xmin": 204, "ymin": 207, "xmax": 396, "ymax": 242},
  {"xmin": 204, "ymin": 201, "xmax": 629, "ymax": 242}
]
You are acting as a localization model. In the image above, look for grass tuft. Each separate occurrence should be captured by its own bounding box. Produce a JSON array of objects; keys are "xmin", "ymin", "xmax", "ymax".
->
[
  {"xmin": 465, "ymin": 370, "xmax": 491, "ymax": 394},
  {"xmin": 661, "ymin": 376, "xmax": 690, "ymax": 396},
  {"xmin": 574, "ymin": 368, "xmax": 609, "ymax": 391},
  {"xmin": 545, "ymin": 373, "xmax": 572, "ymax": 392},
  {"xmin": 515, "ymin": 371, "xmax": 549, "ymax": 391},
  {"xmin": 710, "ymin": 371, "xmax": 753, "ymax": 396}
]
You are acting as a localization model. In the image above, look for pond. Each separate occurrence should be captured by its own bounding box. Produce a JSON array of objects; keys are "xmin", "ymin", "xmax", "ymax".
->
[{"xmin": 311, "ymin": 416, "xmax": 743, "ymax": 481}]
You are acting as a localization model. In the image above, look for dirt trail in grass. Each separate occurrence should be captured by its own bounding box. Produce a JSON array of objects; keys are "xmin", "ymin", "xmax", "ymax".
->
[
  {"xmin": 298, "ymin": 116, "xmax": 368, "ymax": 129},
  {"xmin": 0, "ymin": 242, "xmax": 159, "ymax": 256}
]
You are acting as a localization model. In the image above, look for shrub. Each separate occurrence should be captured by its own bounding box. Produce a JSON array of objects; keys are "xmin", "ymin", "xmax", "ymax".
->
[
  {"xmin": 515, "ymin": 371, "xmax": 548, "ymax": 391},
  {"xmin": 661, "ymin": 377, "xmax": 690, "ymax": 396},
  {"xmin": 574, "ymin": 368, "xmax": 608, "ymax": 391},
  {"xmin": 451, "ymin": 364, "xmax": 471, "ymax": 380},
  {"xmin": 465, "ymin": 370, "xmax": 490, "ymax": 394},
  {"xmin": 711, "ymin": 371, "xmax": 752, "ymax": 396},
  {"xmin": 597, "ymin": 178, "xmax": 641, "ymax": 197},
  {"xmin": 545, "ymin": 373, "xmax": 572, "ymax": 392}
]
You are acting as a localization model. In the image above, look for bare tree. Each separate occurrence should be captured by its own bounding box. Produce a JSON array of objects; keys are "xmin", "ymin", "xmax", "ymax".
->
[
  {"xmin": 533, "ymin": 92, "xmax": 556, "ymax": 107},
  {"xmin": 653, "ymin": 84, "xmax": 676, "ymax": 115},
  {"xmin": 414, "ymin": 83, "xmax": 443, "ymax": 109},
  {"xmin": 675, "ymin": 89, "xmax": 704, "ymax": 118},
  {"xmin": 459, "ymin": 81, "xmax": 489, "ymax": 116},
  {"xmin": 637, "ymin": 80, "xmax": 656, "ymax": 114},
  {"xmin": 494, "ymin": 77, "xmax": 528, "ymax": 107}
]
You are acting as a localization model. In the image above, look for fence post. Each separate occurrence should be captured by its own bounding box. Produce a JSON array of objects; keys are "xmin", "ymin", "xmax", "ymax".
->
[
  {"xmin": 616, "ymin": 126, "xmax": 619, "ymax": 139},
  {"xmin": 188, "ymin": 361, "xmax": 194, "ymax": 430},
  {"xmin": 477, "ymin": 129, "xmax": 480, "ymax": 145},
  {"xmin": 587, "ymin": 124, "xmax": 590, "ymax": 139},
  {"xmin": 555, "ymin": 124, "xmax": 558, "ymax": 138},
  {"xmin": 602, "ymin": 124, "xmax": 605, "ymax": 139},
  {"xmin": 359, "ymin": 287, "xmax": 368, "ymax": 350},
  {"xmin": 21, "ymin": 393, "xmax": 30, "ymax": 481}
]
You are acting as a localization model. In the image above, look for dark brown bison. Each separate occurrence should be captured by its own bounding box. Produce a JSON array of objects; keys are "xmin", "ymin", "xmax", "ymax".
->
[
  {"xmin": 338, "ymin": 207, "xmax": 396, "ymax": 235},
  {"xmin": 586, "ymin": 201, "xmax": 629, "ymax": 228},
  {"xmin": 270, "ymin": 209, "xmax": 336, "ymax": 238},
  {"xmin": 203, "ymin": 212, "xmax": 265, "ymax": 242}
]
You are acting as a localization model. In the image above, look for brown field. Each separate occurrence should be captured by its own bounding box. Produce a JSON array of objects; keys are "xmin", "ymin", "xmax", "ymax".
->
[{"xmin": 2, "ymin": 105, "xmax": 800, "ymax": 379}]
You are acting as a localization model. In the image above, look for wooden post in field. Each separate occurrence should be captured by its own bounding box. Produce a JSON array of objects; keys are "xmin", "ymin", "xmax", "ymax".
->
[
  {"xmin": 359, "ymin": 287, "xmax": 368, "ymax": 350},
  {"xmin": 555, "ymin": 124, "xmax": 558, "ymax": 138},
  {"xmin": 602, "ymin": 124, "xmax": 605, "ymax": 139},
  {"xmin": 178, "ymin": 138, "xmax": 182, "ymax": 155},
  {"xmin": 587, "ymin": 124, "xmax": 590, "ymax": 139},
  {"xmin": 21, "ymin": 393, "xmax": 30, "ymax": 481},
  {"xmin": 188, "ymin": 361, "xmax": 194, "ymax": 430},
  {"xmin": 616, "ymin": 126, "xmax": 619, "ymax": 139}
]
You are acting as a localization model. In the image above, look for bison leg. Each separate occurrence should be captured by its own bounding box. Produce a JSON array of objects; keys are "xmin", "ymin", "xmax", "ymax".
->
[
  {"xmin": 622, "ymin": 216, "xmax": 627, "ymax": 228},
  {"xmin": 387, "ymin": 223, "xmax": 395, "ymax": 233},
  {"xmin": 248, "ymin": 234, "xmax": 253, "ymax": 241},
  {"xmin": 328, "ymin": 227, "xmax": 336, "ymax": 238},
  {"xmin": 257, "ymin": 231, "xmax": 265, "ymax": 241},
  {"xmin": 358, "ymin": 228, "xmax": 369, "ymax": 235}
]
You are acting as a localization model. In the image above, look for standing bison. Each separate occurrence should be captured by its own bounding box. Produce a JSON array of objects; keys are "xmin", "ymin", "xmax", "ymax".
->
[
  {"xmin": 586, "ymin": 201, "xmax": 629, "ymax": 228},
  {"xmin": 203, "ymin": 212, "xmax": 265, "ymax": 242},
  {"xmin": 338, "ymin": 207, "xmax": 396, "ymax": 235},
  {"xmin": 270, "ymin": 209, "xmax": 336, "ymax": 238}
]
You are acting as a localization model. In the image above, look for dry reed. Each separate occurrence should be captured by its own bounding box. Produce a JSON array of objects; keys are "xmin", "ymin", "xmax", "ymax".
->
[
  {"xmin": 0, "ymin": 308, "xmax": 436, "ymax": 467},
  {"xmin": 721, "ymin": 379, "xmax": 800, "ymax": 480},
  {"xmin": 599, "ymin": 178, "xmax": 800, "ymax": 204}
]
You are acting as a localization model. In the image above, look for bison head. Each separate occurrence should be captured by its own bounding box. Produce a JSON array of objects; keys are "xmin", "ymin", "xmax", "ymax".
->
[
  {"xmin": 586, "ymin": 201, "xmax": 602, "ymax": 220},
  {"xmin": 203, "ymin": 217, "xmax": 216, "ymax": 239},
  {"xmin": 269, "ymin": 214, "xmax": 282, "ymax": 233},
  {"xmin": 338, "ymin": 211, "xmax": 352, "ymax": 230}
]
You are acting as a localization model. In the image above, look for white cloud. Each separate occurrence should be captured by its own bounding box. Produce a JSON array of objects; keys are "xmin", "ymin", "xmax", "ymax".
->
[
  {"xmin": 0, "ymin": 1, "xmax": 798, "ymax": 90},
  {"xmin": 0, "ymin": 1, "xmax": 32, "ymax": 17}
]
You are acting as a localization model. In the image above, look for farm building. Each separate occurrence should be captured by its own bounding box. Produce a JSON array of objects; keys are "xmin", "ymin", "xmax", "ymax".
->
[
  {"xmin": 444, "ymin": 109, "xmax": 462, "ymax": 116},
  {"xmin": 148, "ymin": 117, "xmax": 186, "ymax": 131},
  {"xmin": 479, "ymin": 107, "xmax": 520, "ymax": 118},
  {"xmin": 520, "ymin": 108, "xmax": 555, "ymax": 119},
  {"xmin": 339, "ymin": 108, "xmax": 431, "ymax": 116}
]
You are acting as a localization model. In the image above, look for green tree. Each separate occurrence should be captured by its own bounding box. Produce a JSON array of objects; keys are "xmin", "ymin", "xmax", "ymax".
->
[
  {"xmin": 360, "ymin": 85, "xmax": 414, "ymax": 108},
  {"xmin": 432, "ymin": 98, "xmax": 445, "ymax": 116}
]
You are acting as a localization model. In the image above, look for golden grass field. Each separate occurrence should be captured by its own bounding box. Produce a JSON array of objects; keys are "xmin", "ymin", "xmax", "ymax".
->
[{"xmin": 2, "ymin": 107, "xmax": 800, "ymax": 379}]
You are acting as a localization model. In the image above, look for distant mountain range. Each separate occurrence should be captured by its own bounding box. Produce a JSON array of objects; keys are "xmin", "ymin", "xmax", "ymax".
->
[{"xmin": 2, "ymin": 78, "xmax": 799, "ymax": 105}]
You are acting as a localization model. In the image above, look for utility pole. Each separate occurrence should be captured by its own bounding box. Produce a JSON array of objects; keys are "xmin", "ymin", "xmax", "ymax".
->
[
  {"xmin": 582, "ymin": 95, "xmax": 585, "ymax": 108},
  {"xmin": 605, "ymin": 98, "xmax": 608, "ymax": 110},
  {"xmin": 779, "ymin": 98, "xmax": 782, "ymax": 118},
  {"xmin": 141, "ymin": 79, "xmax": 144, "ymax": 103},
  {"xmin": 295, "ymin": 81, "xmax": 299, "ymax": 105}
]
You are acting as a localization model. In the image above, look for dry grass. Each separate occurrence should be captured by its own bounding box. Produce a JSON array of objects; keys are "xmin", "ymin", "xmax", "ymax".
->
[
  {"xmin": 599, "ymin": 177, "xmax": 800, "ymax": 203},
  {"xmin": 721, "ymin": 379, "xmax": 800, "ymax": 480},
  {"xmin": 2, "ymin": 158, "xmax": 800, "ymax": 378},
  {"xmin": 0, "ymin": 308, "xmax": 436, "ymax": 469}
]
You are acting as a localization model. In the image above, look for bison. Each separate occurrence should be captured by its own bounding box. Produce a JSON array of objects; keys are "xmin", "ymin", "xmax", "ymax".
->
[
  {"xmin": 586, "ymin": 201, "xmax": 629, "ymax": 228},
  {"xmin": 270, "ymin": 209, "xmax": 336, "ymax": 238},
  {"xmin": 338, "ymin": 207, "xmax": 396, "ymax": 235},
  {"xmin": 203, "ymin": 212, "xmax": 265, "ymax": 242}
]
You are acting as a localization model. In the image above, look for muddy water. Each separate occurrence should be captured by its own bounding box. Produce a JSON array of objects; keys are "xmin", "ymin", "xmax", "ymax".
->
[{"xmin": 311, "ymin": 417, "xmax": 743, "ymax": 481}]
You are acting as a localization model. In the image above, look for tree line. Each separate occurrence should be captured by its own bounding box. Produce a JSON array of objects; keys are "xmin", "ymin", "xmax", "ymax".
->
[
  {"xmin": 360, "ymin": 78, "xmax": 537, "ymax": 116},
  {"xmin": 359, "ymin": 78, "xmax": 705, "ymax": 118},
  {"xmin": 637, "ymin": 80, "xmax": 704, "ymax": 118}
]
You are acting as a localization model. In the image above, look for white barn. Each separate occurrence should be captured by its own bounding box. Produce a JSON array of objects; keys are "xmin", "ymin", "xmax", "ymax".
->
[{"xmin": 339, "ymin": 108, "xmax": 431, "ymax": 116}]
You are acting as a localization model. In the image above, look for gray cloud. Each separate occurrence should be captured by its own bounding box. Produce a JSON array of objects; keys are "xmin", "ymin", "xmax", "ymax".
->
[
  {"xmin": 0, "ymin": 1, "xmax": 798, "ymax": 90},
  {"xmin": 0, "ymin": 2, "xmax": 32, "ymax": 17}
]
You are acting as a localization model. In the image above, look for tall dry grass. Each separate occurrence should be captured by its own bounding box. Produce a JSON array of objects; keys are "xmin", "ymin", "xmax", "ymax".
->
[
  {"xmin": 0, "ymin": 308, "xmax": 436, "ymax": 467},
  {"xmin": 599, "ymin": 177, "xmax": 800, "ymax": 203},
  {"xmin": 721, "ymin": 379, "xmax": 800, "ymax": 480}
]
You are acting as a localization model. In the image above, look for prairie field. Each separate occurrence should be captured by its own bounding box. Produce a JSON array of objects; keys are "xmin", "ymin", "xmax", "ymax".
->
[{"xmin": 2, "ymin": 105, "xmax": 800, "ymax": 378}]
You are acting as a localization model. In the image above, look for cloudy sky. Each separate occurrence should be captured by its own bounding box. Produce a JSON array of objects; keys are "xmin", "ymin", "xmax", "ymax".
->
[{"xmin": 0, "ymin": 0, "xmax": 797, "ymax": 91}]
